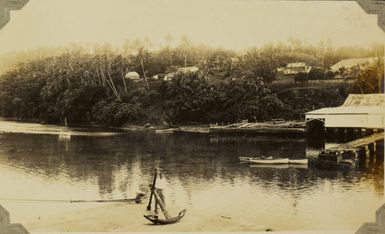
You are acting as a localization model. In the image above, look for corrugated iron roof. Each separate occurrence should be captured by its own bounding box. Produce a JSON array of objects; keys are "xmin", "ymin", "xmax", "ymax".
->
[
  {"xmin": 306, "ymin": 94, "xmax": 385, "ymax": 115},
  {"xmin": 330, "ymin": 57, "xmax": 376, "ymax": 72}
]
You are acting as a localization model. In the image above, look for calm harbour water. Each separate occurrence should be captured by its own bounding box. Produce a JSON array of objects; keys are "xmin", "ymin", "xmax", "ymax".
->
[{"xmin": 0, "ymin": 120, "xmax": 383, "ymax": 231}]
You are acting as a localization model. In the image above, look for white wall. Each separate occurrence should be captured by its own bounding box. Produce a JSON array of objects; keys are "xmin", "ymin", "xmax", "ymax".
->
[{"xmin": 306, "ymin": 114, "xmax": 384, "ymax": 129}]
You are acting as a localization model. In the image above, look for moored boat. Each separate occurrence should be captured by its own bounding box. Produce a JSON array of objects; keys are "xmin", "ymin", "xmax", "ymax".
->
[
  {"xmin": 239, "ymin": 156, "xmax": 272, "ymax": 162},
  {"xmin": 250, "ymin": 157, "xmax": 289, "ymax": 164}
]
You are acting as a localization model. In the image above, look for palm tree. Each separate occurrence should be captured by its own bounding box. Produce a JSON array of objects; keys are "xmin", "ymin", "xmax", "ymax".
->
[{"xmin": 350, "ymin": 58, "xmax": 384, "ymax": 94}]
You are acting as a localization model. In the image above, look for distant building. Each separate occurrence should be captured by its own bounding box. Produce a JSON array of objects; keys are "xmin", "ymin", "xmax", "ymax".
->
[
  {"xmin": 152, "ymin": 74, "xmax": 165, "ymax": 80},
  {"xmin": 330, "ymin": 57, "xmax": 377, "ymax": 79},
  {"xmin": 162, "ymin": 66, "xmax": 199, "ymax": 81},
  {"xmin": 124, "ymin": 71, "xmax": 140, "ymax": 80},
  {"xmin": 284, "ymin": 63, "xmax": 311, "ymax": 75},
  {"xmin": 176, "ymin": 66, "xmax": 199, "ymax": 73},
  {"xmin": 164, "ymin": 72, "xmax": 175, "ymax": 81},
  {"xmin": 276, "ymin": 62, "xmax": 311, "ymax": 80}
]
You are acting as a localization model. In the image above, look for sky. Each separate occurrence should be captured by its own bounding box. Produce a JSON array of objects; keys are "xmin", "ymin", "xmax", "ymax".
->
[{"xmin": 0, "ymin": 0, "xmax": 384, "ymax": 54}]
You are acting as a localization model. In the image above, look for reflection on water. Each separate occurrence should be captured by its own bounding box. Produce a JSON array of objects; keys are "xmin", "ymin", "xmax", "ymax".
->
[{"xmin": 0, "ymin": 121, "xmax": 383, "ymax": 231}]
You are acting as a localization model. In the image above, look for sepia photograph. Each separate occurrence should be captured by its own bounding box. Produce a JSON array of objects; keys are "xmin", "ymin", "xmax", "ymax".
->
[{"xmin": 0, "ymin": 0, "xmax": 384, "ymax": 233}]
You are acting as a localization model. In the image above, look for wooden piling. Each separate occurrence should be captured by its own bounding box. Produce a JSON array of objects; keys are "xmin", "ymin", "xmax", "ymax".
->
[
  {"xmin": 375, "ymin": 140, "xmax": 384, "ymax": 163},
  {"xmin": 368, "ymin": 143, "xmax": 375, "ymax": 162}
]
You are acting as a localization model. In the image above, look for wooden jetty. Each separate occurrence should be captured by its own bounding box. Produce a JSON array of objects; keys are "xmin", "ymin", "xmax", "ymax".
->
[
  {"xmin": 209, "ymin": 120, "xmax": 305, "ymax": 136},
  {"xmin": 311, "ymin": 132, "xmax": 384, "ymax": 169},
  {"xmin": 327, "ymin": 132, "xmax": 384, "ymax": 151}
]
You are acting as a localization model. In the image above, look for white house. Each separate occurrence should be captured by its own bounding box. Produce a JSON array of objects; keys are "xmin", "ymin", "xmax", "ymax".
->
[{"xmin": 283, "ymin": 62, "xmax": 311, "ymax": 75}]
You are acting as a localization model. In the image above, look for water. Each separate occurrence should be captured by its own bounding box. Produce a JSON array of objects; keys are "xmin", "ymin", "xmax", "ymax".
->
[{"xmin": 0, "ymin": 120, "xmax": 383, "ymax": 231}]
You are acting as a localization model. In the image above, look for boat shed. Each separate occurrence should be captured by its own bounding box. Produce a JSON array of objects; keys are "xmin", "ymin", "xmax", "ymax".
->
[{"xmin": 305, "ymin": 94, "xmax": 385, "ymax": 129}]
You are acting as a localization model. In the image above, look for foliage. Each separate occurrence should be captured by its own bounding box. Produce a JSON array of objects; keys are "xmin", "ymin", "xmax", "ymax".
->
[
  {"xmin": 294, "ymin": 72, "xmax": 308, "ymax": 84},
  {"xmin": 164, "ymin": 74, "xmax": 287, "ymax": 123},
  {"xmin": 349, "ymin": 58, "xmax": 384, "ymax": 94},
  {"xmin": 308, "ymin": 67, "xmax": 325, "ymax": 80},
  {"xmin": 0, "ymin": 39, "xmax": 382, "ymax": 126}
]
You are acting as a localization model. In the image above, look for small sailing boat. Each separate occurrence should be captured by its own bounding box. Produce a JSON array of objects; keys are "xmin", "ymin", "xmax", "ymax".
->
[{"xmin": 58, "ymin": 117, "xmax": 71, "ymax": 140}]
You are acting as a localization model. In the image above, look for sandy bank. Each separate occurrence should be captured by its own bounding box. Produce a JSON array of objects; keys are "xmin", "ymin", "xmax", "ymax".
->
[{"xmin": 25, "ymin": 202, "xmax": 267, "ymax": 232}]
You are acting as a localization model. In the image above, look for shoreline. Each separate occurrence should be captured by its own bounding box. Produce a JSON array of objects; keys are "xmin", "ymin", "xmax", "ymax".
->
[
  {"xmin": 21, "ymin": 201, "xmax": 356, "ymax": 233},
  {"xmin": 0, "ymin": 118, "xmax": 306, "ymax": 137},
  {"xmin": 23, "ymin": 202, "xmax": 267, "ymax": 232}
]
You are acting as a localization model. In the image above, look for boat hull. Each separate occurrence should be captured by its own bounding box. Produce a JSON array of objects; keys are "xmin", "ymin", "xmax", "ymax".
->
[{"xmin": 250, "ymin": 158, "xmax": 289, "ymax": 164}]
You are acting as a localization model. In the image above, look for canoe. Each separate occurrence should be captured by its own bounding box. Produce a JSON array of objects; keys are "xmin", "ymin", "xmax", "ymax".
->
[
  {"xmin": 289, "ymin": 159, "xmax": 308, "ymax": 164},
  {"xmin": 144, "ymin": 209, "xmax": 186, "ymax": 225},
  {"xmin": 250, "ymin": 157, "xmax": 289, "ymax": 164}
]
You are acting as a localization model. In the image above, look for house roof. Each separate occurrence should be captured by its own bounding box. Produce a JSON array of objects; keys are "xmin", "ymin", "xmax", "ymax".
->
[
  {"xmin": 283, "ymin": 62, "xmax": 311, "ymax": 75},
  {"xmin": 287, "ymin": 62, "xmax": 307, "ymax": 68},
  {"xmin": 124, "ymin": 71, "xmax": 140, "ymax": 80},
  {"xmin": 330, "ymin": 57, "xmax": 376, "ymax": 73},
  {"xmin": 177, "ymin": 66, "xmax": 199, "ymax": 73},
  {"xmin": 306, "ymin": 94, "xmax": 385, "ymax": 115}
]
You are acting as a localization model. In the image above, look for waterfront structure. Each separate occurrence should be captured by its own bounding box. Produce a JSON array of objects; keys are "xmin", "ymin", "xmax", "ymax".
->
[
  {"xmin": 306, "ymin": 93, "xmax": 384, "ymax": 168},
  {"xmin": 305, "ymin": 93, "xmax": 384, "ymax": 129}
]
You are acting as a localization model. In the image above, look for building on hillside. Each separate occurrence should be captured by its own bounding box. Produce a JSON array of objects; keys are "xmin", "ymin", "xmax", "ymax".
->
[
  {"xmin": 162, "ymin": 66, "xmax": 200, "ymax": 81},
  {"xmin": 164, "ymin": 72, "xmax": 175, "ymax": 81},
  {"xmin": 124, "ymin": 71, "xmax": 141, "ymax": 81},
  {"xmin": 152, "ymin": 74, "xmax": 165, "ymax": 80},
  {"xmin": 276, "ymin": 62, "xmax": 312, "ymax": 80},
  {"xmin": 330, "ymin": 57, "xmax": 378, "ymax": 79},
  {"xmin": 305, "ymin": 93, "xmax": 385, "ymax": 129},
  {"xmin": 284, "ymin": 63, "xmax": 311, "ymax": 75},
  {"xmin": 176, "ymin": 66, "xmax": 199, "ymax": 73}
]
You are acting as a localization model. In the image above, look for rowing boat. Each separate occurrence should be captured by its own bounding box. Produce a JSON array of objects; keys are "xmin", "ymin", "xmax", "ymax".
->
[
  {"xmin": 239, "ymin": 156, "xmax": 272, "ymax": 162},
  {"xmin": 250, "ymin": 157, "xmax": 289, "ymax": 164}
]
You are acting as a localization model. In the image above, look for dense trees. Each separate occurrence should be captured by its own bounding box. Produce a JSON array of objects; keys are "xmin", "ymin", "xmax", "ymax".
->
[
  {"xmin": 349, "ymin": 58, "xmax": 384, "ymax": 94},
  {"xmin": 0, "ymin": 39, "xmax": 382, "ymax": 127}
]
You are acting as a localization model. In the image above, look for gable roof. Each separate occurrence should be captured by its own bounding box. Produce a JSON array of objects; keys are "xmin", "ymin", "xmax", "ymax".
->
[
  {"xmin": 330, "ymin": 57, "xmax": 376, "ymax": 73},
  {"xmin": 306, "ymin": 94, "xmax": 385, "ymax": 115},
  {"xmin": 287, "ymin": 62, "xmax": 307, "ymax": 68}
]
